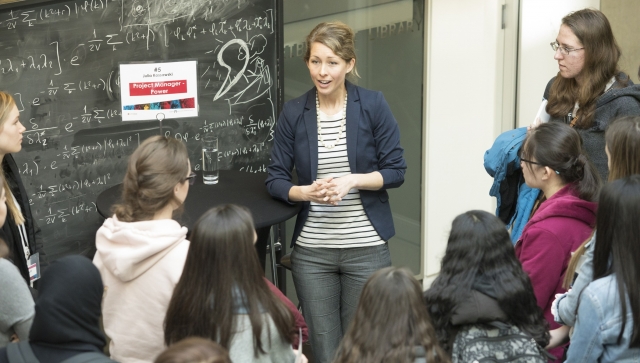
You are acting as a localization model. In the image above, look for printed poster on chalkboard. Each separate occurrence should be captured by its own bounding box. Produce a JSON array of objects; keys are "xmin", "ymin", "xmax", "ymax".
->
[{"xmin": 120, "ymin": 60, "xmax": 199, "ymax": 121}]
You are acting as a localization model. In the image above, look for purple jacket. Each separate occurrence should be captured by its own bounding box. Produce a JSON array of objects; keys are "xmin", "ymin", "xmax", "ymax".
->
[{"xmin": 514, "ymin": 184, "xmax": 596, "ymax": 360}]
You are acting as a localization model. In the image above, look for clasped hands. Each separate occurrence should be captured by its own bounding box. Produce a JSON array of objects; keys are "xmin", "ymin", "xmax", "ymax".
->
[{"xmin": 303, "ymin": 176, "xmax": 354, "ymax": 205}]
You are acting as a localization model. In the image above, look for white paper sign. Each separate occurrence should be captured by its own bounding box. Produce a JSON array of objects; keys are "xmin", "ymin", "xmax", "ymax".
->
[{"xmin": 120, "ymin": 60, "xmax": 199, "ymax": 121}]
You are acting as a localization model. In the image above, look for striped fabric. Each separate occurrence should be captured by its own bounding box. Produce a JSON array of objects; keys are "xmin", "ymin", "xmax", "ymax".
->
[{"xmin": 296, "ymin": 109, "xmax": 384, "ymax": 248}]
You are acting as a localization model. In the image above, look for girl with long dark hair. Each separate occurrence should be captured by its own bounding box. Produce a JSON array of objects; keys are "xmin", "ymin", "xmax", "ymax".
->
[
  {"xmin": 516, "ymin": 122, "xmax": 599, "ymax": 360},
  {"xmin": 425, "ymin": 210, "xmax": 549, "ymax": 359},
  {"xmin": 164, "ymin": 204, "xmax": 299, "ymax": 362},
  {"xmin": 333, "ymin": 267, "xmax": 447, "ymax": 363},
  {"xmin": 93, "ymin": 135, "xmax": 193, "ymax": 363},
  {"xmin": 565, "ymin": 176, "xmax": 640, "ymax": 361}
]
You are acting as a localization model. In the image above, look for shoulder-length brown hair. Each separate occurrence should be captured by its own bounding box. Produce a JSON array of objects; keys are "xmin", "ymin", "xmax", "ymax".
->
[
  {"xmin": 113, "ymin": 135, "xmax": 189, "ymax": 222},
  {"xmin": 164, "ymin": 204, "xmax": 294, "ymax": 356},
  {"xmin": 546, "ymin": 9, "xmax": 623, "ymax": 129},
  {"xmin": 333, "ymin": 267, "xmax": 449, "ymax": 363}
]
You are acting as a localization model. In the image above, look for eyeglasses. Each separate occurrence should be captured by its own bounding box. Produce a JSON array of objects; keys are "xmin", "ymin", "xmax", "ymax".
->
[
  {"xmin": 184, "ymin": 172, "xmax": 196, "ymax": 185},
  {"xmin": 550, "ymin": 41, "xmax": 584, "ymax": 55},
  {"xmin": 518, "ymin": 149, "xmax": 544, "ymax": 166}
]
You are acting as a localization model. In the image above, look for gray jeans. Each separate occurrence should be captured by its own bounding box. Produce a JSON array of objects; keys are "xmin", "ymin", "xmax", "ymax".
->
[{"xmin": 291, "ymin": 243, "xmax": 392, "ymax": 363}]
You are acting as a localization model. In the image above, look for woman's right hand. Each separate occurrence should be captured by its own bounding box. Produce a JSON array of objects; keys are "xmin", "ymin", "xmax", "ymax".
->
[{"xmin": 546, "ymin": 325, "xmax": 570, "ymax": 349}]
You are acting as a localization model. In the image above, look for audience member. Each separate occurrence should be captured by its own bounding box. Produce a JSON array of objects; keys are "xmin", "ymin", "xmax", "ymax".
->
[
  {"xmin": 0, "ymin": 255, "xmax": 115, "ymax": 363},
  {"xmin": 425, "ymin": 210, "xmax": 549, "ymax": 361},
  {"xmin": 94, "ymin": 135, "xmax": 192, "ymax": 362},
  {"xmin": 0, "ymin": 171, "xmax": 34, "ymax": 347},
  {"xmin": 532, "ymin": 9, "xmax": 640, "ymax": 181},
  {"xmin": 0, "ymin": 91, "xmax": 46, "ymax": 287},
  {"xmin": 548, "ymin": 115, "xmax": 640, "ymax": 347},
  {"xmin": 515, "ymin": 122, "xmax": 599, "ymax": 360},
  {"xmin": 164, "ymin": 204, "xmax": 300, "ymax": 362},
  {"xmin": 154, "ymin": 337, "xmax": 231, "ymax": 363},
  {"xmin": 333, "ymin": 267, "xmax": 447, "ymax": 363},
  {"xmin": 565, "ymin": 176, "xmax": 640, "ymax": 362}
]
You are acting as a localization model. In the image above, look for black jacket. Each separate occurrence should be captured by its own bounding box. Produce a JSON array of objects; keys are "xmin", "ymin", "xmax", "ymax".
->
[
  {"xmin": 1, "ymin": 154, "xmax": 46, "ymax": 284},
  {"xmin": 0, "ymin": 256, "xmax": 110, "ymax": 363}
]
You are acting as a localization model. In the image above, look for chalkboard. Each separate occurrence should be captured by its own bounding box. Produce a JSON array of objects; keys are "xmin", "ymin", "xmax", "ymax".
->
[{"xmin": 0, "ymin": 0, "xmax": 282, "ymax": 261}]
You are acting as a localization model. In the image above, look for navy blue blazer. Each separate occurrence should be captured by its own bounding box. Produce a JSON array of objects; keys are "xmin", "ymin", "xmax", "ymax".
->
[{"xmin": 266, "ymin": 81, "xmax": 406, "ymax": 247}]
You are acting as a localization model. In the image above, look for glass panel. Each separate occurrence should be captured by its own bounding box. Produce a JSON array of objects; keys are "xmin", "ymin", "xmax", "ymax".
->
[{"xmin": 282, "ymin": 0, "xmax": 424, "ymax": 275}]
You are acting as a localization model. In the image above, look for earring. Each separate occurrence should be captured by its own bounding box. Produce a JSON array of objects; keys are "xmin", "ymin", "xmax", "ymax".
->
[{"xmin": 555, "ymin": 170, "xmax": 560, "ymax": 175}]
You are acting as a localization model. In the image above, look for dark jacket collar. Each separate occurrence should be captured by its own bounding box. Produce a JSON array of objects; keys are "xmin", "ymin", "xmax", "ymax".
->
[{"xmin": 302, "ymin": 80, "xmax": 361, "ymax": 179}]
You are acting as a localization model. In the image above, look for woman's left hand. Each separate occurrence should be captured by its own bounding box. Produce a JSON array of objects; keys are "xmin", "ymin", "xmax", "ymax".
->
[{"xmin": 325, "ymin": 175, "xmax": 357, "ymax": 202}]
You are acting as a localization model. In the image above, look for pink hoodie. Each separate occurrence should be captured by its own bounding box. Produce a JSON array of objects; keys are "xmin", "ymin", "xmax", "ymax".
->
[
  {"xmin": 515, "ymin": 184, "xmax": 596, "ymax": 360},
  {"xmin": 93, "ymin": 216, "xmax": 189, "ymax": 363}
]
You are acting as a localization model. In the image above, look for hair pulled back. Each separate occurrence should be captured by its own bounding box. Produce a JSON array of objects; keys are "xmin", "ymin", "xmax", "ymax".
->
[
  {"xmin": 0, "ymin": 91, "xmax": 25, "ymax": 225},
  {"xmin": 522, "ymin": 122, "xmax": 601, "ymax": 201},
  {"xmin": 425, "ymin": 211, "xmax": 549, "ymax": 353},
  {"xmin": 546, "ymin": 9, "xmax": 623, "ymax": 129},
  {"xmin": 304, "ymin": 21, "xmax": 360, "ymax": 79},
  {"xmin": 113, "ymin": 135, "xmax": 188, "ymax": 222},
  {"xmin": 334, "ymin": 267, "xmax": 448, "ymax": 363},
  {"xmin": 605, "ymin": 116, "xmax": 640, "ymax": 181}
]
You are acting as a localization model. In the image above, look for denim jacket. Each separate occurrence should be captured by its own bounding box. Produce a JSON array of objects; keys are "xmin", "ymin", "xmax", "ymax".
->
[
  {"xmin": 565, "ymin": 274, "xmax": 640, "ymax": 362},
  {"xmin": 553, "ymin": 233, "xmax": 596, "ymax": 326}
]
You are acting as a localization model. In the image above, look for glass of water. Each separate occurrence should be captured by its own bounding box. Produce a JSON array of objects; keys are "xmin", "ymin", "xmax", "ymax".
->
[{"xmin": 201, "ymin": 134, "xmax": 219, "ymax": 185}]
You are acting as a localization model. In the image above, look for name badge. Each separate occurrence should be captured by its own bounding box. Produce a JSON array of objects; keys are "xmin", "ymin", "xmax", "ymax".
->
[{"xmin": 28, "ymin": 252, "xmax": 41, "ymax": 282}]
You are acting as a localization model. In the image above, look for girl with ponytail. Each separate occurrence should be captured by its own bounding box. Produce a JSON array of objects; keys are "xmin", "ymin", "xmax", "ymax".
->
[
  {"xmin": 93, "ymin": 135, "xmax": 194, "ymax": 363},
  {"xmin": 514, "ymin": 122, "xmax": 600, "ymax": 361}
]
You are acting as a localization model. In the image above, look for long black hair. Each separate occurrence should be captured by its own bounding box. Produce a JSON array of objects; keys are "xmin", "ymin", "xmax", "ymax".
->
[
  {"xmin": 164, "ymin": 204, "xmax": 294, "ymax": 355},
  {"xmin": 593, "ymin": 175, "xmax": 640, "ymax": 347},
  {"xmin": 521, "ymin": 122, "xmax": 601, "ymax": 201},
  {"xmin": 424, "ymin": 210, "xmax": 549, "ymax": 352}
]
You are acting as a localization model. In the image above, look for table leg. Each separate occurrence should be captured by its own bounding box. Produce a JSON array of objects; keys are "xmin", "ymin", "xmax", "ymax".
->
[{"xmin": 255, "ymin": 226, "xmax": 270, "ymax": 273}]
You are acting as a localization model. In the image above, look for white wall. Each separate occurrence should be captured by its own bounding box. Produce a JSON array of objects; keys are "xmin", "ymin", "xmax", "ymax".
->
[
  {"xmin": 422, "ymin": 0, "xmax": 509, "ymax": 285},
  {"xmin": 516, "ymin": 0, "xmax": 600, "ymax": 127}
]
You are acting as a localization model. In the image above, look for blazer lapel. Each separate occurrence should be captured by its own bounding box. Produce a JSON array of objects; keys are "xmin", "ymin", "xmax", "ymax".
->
[
  {"xmin": 345, "ymin": 81, "xmax": 359, "ymax": 173},
  {"xmin": 303, "ymin": 90, "xmax": 318, "ymax": 180}
]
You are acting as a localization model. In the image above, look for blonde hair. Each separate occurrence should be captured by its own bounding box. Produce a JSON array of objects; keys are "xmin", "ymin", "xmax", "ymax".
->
[
  {"xmin": 0, "ymin": 91, "xmax": 25, "ymax": 225},
  {"xmin": 304, "ymin": 21, "xmax": 360, "ymax": 80}
]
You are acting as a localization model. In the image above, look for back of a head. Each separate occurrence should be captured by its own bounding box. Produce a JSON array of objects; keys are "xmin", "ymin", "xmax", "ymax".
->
[
  {"xmin": 426, "ymin": 211, "xmax": 549, "ymax": 352},
  {"xmin": 334, "ymin": 266, "xmax": 447, "ymax": 363},
  {"xmin": 165, "ymin": 205, "xmax": 293, "ymax": 353},
  {"xmin": 114, "ymin": 135, "xmax": 189, "ymax": 222},
  {"xmin": 155, "ymin": 337, "xmax": 231, "ymax": 363},
  {"xmin": 523, "ymin": 122, "xmax": 600, "ymax": 200},
  {"xmin": 594, "ymin": 175, "xmax": 640, "ymax": 347},
  {"xmin": 29, "ymin": 255, "xmax": 105, "ymax": 348},
  {"xmin": 605, "ymin": 116, "xmax": 640, "ymax": 181}
]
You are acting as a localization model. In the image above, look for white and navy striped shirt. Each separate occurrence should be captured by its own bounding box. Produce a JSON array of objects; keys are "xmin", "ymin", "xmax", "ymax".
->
[{"xmin": 296, "ymin": 108, "xmax": 384, "ymax": 248}]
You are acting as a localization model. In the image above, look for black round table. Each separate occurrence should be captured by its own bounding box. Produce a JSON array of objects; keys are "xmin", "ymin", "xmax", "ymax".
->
[
  {"xmin": 96, "ymin": 170, "xmax": 300, "ymax": 290},
  {"xmin": 96, "ymin": 170, "xmax": 300, "ymax": 230}
]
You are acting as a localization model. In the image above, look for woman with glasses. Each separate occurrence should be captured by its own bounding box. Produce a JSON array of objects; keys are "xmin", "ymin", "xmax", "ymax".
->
[
  {"xmin": 515, "ymin": 122, "xmax": 600, "ymax": 361},
  {"xmin": 532, "ymin": 9, "xmax": 640, "ymax": 181},
  {"xmin": 93, "ymin": 135, "xmax": 193, "ymax": 363}
]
